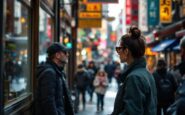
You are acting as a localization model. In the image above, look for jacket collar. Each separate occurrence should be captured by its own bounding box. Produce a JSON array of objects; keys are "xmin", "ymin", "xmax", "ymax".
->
[
  {"xmin": 120, "ymin": 57, "xmax": 146, "ymax": 82},
  {"xmin": 46, "ymin": 59, "xmax": 65, "ymax": 78}
]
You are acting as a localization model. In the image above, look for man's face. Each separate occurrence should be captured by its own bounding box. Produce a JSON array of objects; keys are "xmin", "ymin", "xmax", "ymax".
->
[{"xmin": 55, "ymin": 51, "xmax": 69, "ymax": 67}]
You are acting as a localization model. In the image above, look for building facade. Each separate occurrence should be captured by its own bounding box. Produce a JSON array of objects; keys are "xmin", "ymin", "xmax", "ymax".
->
[{"xmin": 0, "ymin": 0, "xmax": 75, "ymax": 114}]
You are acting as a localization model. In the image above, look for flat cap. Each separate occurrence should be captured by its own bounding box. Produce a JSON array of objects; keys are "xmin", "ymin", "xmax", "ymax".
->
[{"xmin": 47, "ymin": 42, "xmax": 70, "ymax": 55}]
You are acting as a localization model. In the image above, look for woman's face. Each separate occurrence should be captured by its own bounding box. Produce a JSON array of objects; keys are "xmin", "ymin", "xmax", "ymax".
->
[
  {"xmin": 116, "ymin": 42, "xmax": 128, "ymax": 63},
  {"xmin": 100, "ymin": 72, "xmax": 104, "ymax": 76}
]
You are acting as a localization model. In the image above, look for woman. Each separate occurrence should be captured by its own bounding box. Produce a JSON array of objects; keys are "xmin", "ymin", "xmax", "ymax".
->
[
  {"xmin": 93, "ymin": 70, "xmax": 109, "ymax": 112},
  {"xmin": 111, "ymin": 26, "xmax": 157, "ymax": 115}
]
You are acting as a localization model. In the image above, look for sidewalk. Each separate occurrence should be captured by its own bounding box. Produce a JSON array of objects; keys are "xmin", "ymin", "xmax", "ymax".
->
[{"xmin": 76, "ymin": 78, "xmax": 118, "ymax": 115}]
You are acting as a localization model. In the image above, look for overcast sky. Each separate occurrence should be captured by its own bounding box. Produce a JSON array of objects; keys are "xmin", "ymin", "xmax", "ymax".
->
[{"xmin": 108, "ymin": 0, "xmax": 124, "ymax": 31}]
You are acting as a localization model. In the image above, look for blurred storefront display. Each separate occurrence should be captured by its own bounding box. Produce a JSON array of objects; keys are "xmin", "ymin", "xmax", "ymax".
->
[{"xmin": 0, "ymin": 0, "xmax": 61, "ymax": 114}]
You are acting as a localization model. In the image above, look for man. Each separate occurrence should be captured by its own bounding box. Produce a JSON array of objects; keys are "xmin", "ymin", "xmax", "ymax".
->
[
  {"xmin": 153, "ymin": 59, "xmax": 177, "ymax": 115},
  {"xmin": 167, "ymin": 37, "xmax": 185, "ymax": 115},
  {"xmin": 35, "ymin": 43, "xmax": 74, "ymax": 115},
  {"xmin": 74, "ymin": 64, "xmax": 89, "ymax": 111}
]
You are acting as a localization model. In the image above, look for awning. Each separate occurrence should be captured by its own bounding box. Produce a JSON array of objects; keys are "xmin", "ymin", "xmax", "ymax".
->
[
  {"xmin": 152, "ymin": 39, "xmax": 176, "ymax": 52},
  {"xmin": 156, "ymin": 19, "xmax": 185, "ymax": 38},
  {"xmin": 173, "ymin": 45, "xmax": 180, "ymax": 50}
]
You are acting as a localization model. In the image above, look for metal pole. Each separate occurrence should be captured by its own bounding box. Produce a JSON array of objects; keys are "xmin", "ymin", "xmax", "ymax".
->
[{"xmin": 70, "ymin": 0, "xmax": 78, "ymax": 89}]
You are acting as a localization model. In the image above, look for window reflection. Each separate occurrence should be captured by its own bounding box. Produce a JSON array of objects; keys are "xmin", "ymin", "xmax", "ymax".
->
[
  {"xmin": 4, "ymin": 0, "xmax": 30, "ymax": 104},
  {"xmin": 39, "ymin": 8, "xmax": 53, "ymax": 63}
]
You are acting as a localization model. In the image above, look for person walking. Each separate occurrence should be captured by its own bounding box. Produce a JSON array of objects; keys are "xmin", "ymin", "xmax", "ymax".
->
[
  {"xmin": 34, "ymin": 43, "xmax": 74, "ymax": 115},
  {"xmin": 104, "ymin": 59, "xmax": 116, "ymax": 83},
  {"xmin": 167, "ymin": 37, "xmax": 185, "ymax": 115},
  {"xmin": 153, "ymin": 59, "xmax": 177, "ymax": 115},
  {"xmin": 111, "ymin": 26, "xmax": 157, "ymax": 115},
  {"xmin": 93, "ymin": 69, "xmax": 109, "ymax": 112},
  {"xmin": 87, "ymin": 61, "xmax": 98, "ymax": 102},
  {"xmin": 74, "ymin": 64, "xmax": 89, "ymax": 111}
]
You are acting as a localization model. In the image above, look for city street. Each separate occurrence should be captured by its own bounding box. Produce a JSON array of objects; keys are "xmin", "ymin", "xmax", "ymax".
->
[{"xmin": 76, "ymin": 79, "xmax": 118, "ymax": 115}]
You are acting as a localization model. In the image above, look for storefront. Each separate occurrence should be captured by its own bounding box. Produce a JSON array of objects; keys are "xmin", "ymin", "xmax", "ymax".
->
[{"xmin": 0, "ymin": 0, "xmax": 61, "ymax": 114}]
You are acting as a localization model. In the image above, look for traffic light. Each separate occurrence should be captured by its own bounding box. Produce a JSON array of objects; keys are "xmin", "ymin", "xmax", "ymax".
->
[{"xmin": 63, "ymin": 37, "xmax": 72, "ymax": 48}]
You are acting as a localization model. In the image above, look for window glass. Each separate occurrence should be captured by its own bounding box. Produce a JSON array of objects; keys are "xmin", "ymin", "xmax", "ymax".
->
[
  {"xmin": 39, "ymin": 8, "xmax": 53, "ymax": 63},
  {"xmin": 47, "ymin": 0, "xmax": 54, "ymax": 8},
  {"xmin": 42, "ymin": 0, "xmax": 54, "ymax": 10},
  {"xmin": 4, "ymin": 0, "xmax": 30, "ymax": 104}
]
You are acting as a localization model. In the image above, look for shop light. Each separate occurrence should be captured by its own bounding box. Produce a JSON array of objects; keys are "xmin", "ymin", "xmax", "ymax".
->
[
  {"xmin": 20, "ymin": 17, "xmax": 26, "ymax": 23},
  {"xmin": 64, "ymin": 37, "xmax": 69, "ymax": 44},
  {"xmin": 66, "ymin": 42, "xmax": 72, "ymax": 48}
]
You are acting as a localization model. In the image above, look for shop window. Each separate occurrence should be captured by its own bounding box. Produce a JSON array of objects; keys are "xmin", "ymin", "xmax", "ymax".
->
[
  {"xmin": 41, "ymin": 0, "xmax": 54, "ymax": 10},
  {"xmin": 4, "ymin": 0, "xmax": 30, "ymax": 105},
  {"xmin": 39, "ymin": 8, "xmax": 54, "ymax": 63}
]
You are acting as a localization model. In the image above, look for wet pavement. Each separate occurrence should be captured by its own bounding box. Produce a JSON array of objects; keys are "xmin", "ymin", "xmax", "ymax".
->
[{"xmin": 76, "ymin": 79, "xmax": 118, "ymax": 115}]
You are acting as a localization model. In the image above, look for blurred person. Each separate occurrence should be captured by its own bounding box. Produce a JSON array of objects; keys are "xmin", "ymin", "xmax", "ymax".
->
[
  {"xmin": 153, "ymin": 59, "xmax": 177, "ymax": 115},
  {"xmin": 167, "ymin": 37, "xmax": 185, "ymax": 115},
  {"xmin": 34, "ymin": 43, "xmax": 74, "ymax": 115},
  {"xmin": 74, "ymin": 64, "xmax": 89, "ymax": 110},
  {"xmin": 93, "ymin": 69, "xmax": 109, "ymax": 112},
  {"xmin": 87, "ymin": 61, "xmax": 98, "ymax": 102},
  {"xmin": 104, "ymin": 59, "xmax": 116, "ymax": 83},
  {"xmin": 111, "ymin": 26, "xmax": 157, "ymax": 115}
]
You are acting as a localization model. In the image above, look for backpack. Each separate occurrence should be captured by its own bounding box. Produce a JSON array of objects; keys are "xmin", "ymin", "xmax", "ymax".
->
[{"xmin": 157, "ymin": 73, "xmax": 174, "ymax": 102}]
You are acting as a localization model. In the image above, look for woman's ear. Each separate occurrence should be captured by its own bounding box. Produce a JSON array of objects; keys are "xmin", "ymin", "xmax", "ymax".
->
[{"xmin": 124, "ymin": 48, "xmax": 129, "ymax": 56}]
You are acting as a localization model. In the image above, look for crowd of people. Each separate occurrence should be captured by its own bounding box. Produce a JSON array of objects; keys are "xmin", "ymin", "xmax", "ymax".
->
[
  {"xmin": 32, "ymin": 26, "xmax": 185, "ymax": 115},
  {"xmin": 74, "ymin": 59, "xmax": 120, "ymax": 112}
]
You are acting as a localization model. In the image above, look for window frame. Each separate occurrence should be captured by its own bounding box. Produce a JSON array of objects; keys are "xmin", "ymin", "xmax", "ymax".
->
[{"xmin": 2, "ymin": 0, "xmax": 32, "ymax": 114}]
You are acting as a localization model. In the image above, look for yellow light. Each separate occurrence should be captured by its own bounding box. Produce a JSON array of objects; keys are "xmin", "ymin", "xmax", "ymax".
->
[
  {"xmin": 20, "ymin": 17, "xmax": 26, "ymax": 23},
  {"xmin": 64, "ymin": 37, "xmax": 69, "ymax": 44}
]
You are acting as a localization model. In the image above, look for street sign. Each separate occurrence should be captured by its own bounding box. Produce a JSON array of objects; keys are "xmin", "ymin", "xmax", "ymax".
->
[
  {"xmin": 160, "ymin": 0, "xmax": 172, "ymax": 23},
  {"xmin": 87, "ymin": 0, "xmax": 118, "ymax": 3},
  {"xmin": 78, "ymin": 19, "xmax": 102, "ymax": 28},
  {"xmin": 79, "ymin": 12, "xmax": 102, "ymax": 19},
  {"xmin": 86, "ymin": 3, "xmax": 101, "ymax": 11},
  {"xmin": 148, "ymin": 0, "xmax": 159, "ymax": 27}
]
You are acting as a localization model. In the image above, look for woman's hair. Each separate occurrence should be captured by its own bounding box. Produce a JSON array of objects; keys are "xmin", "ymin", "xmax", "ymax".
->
[
  {"xmin": 97, "ymin": 70, "xmax": 106, "ymax": 76},
  {"xmin": 120, "ymin": 26, "xmax": 146, "ymax": 58}
]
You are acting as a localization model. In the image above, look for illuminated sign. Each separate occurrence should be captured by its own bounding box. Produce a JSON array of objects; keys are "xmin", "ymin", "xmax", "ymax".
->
[
  {"xmin": 160, "ymin": 0, "xmax": 172, "ymax": 23},
  {"xmin": 87, "ymin": 0, "xmax": 118, "ymax": 3},
  {"xmin": 86, "ymin": 4, "xmax": 101, "ymax": 11},
  {"xmin": 79, "ymin": 12, "xmax": 102, "ymax": 18},
  {"xmin": 78, "ymin": 19, "xmax": 102, "ymax": 28},
  {"xmin": 148, "ymin": 0, "xmax": 159, "ymax": 27}
]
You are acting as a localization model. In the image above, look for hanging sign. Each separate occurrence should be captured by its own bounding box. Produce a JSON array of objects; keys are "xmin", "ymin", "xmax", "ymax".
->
[
  {"xmin": 87, "ymin": 0, "xmax": 118, "ymax": 3},
  {"xmin": 79, "ymin": 12, "xmax": 102, "ymax": 18},
  {"xmin": 160, "ymin": 0, "xmax": 172, "ymax": 23}
]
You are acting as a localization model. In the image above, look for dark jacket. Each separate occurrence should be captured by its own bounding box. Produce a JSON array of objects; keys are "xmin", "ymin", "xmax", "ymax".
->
[
  {"xmin": 35, "ymin": 60, "xmax": 74, "ymax": 115},
  {"xmin": 153, "ymin": 70, "xmax": 177, "ymax": 105},
  {"xmin": 74, "ymin": 68, "xmax": 89, "ymax": 90},
  {"xmin": 111, "ymin": 57, "xmax": 157, "ymax": 115}
]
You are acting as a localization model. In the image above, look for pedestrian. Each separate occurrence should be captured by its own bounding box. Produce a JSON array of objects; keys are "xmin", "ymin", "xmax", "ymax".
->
[
  {"xmin": 167, "ymin": 37, "xmax": 185, "ymax": 115},
  {"xmin": 87, "ymin": 61, "xmax": 98, "ymax": 102},
  {"xmin": 111, "ymin": 26, "xmax": 157, "ymax": 115},
  {"xmin": 104, "ymin": 59, "xmax": 116, "ymax": 83},
  {"xmin": 74, "ymin": 64, "xmax": 89, "ymax": 111},
  {"xmin": 34, "ymin": 43, "xmax": 74, "ymax": 115},
  {"xmin": 93, "ymin": 69, "xmax": 109, "ymax": 112},
  {"xmin": 153, "ymin": 59, "xmax": 177, "ymax": 115}
]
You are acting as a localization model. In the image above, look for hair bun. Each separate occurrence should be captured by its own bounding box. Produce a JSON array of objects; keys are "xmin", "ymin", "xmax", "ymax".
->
[{"xmin": 129, "ymin": 26, "xmax": 141, "ymax": 39}]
